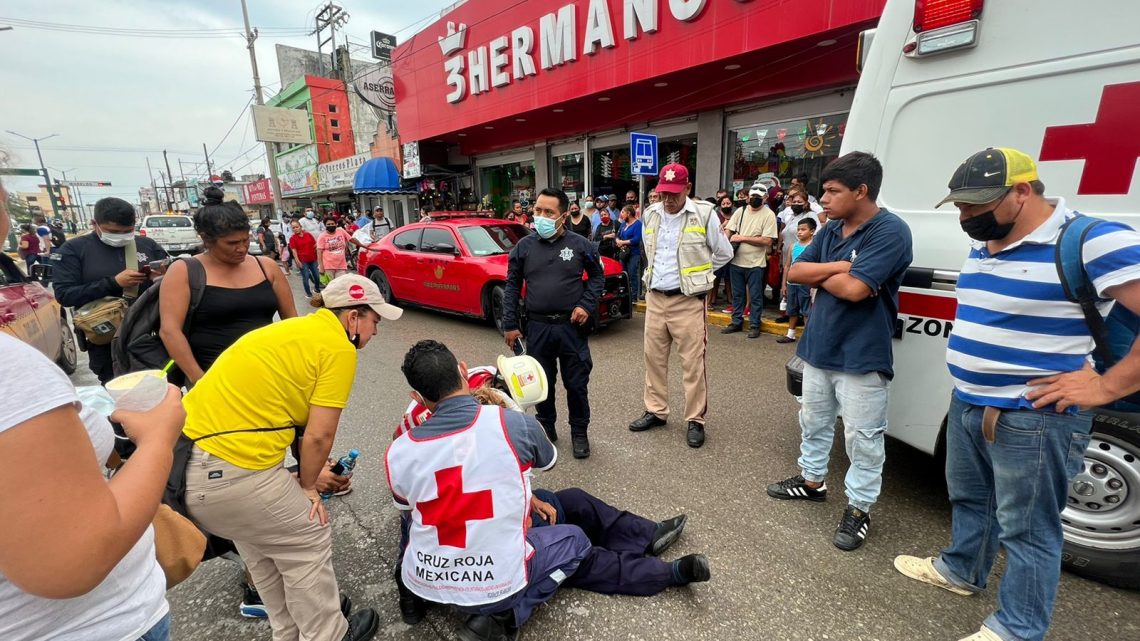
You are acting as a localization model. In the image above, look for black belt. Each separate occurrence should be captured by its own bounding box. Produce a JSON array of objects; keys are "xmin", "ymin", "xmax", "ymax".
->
[
  {"xmin": 650, "ymin": 288, "xmax": 684, "ymax": 297},
  {"xmin": 528, "ymin": 312, "xmax": 572, "ymax": 324}
]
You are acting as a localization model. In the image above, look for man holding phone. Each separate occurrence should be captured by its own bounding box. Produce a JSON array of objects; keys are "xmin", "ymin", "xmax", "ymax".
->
[
  {"xmin": 502, "ymin": 187, "xmax": 604, "ymax": 459},
  {"xmin": 52, "ymin": 197, "xmax": 168, "ymax": 383}
]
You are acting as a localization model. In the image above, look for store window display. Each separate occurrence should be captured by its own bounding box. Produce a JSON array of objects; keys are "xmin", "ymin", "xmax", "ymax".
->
[{"xmin": 728, "ymin": 113, "xmax": 847, "ymax": 198}]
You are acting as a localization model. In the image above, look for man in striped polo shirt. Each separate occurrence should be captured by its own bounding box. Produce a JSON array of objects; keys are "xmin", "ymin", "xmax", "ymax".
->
[{"xmin": 894, "ymin": 148, "xmax": 1140, "ymax": 641}]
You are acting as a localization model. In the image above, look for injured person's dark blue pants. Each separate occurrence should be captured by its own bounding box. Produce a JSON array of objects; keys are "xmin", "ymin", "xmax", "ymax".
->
[{"xmin": 459, "ymin": 488, "xmax": 676, "ymax": 625}]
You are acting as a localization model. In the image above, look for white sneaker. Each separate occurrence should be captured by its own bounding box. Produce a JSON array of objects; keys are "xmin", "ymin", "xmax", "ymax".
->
[
  {"xmin": 893, "ymin": 555, "xmax": 974, "ymax": 596},
  {"xmin": 958, "ymin": 626, "xmax": 1003, "ymax": 641}
]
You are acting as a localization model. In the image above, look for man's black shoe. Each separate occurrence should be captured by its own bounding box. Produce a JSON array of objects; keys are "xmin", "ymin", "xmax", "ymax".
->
[
  {"xmin": 648, "ymin": 514, "xmax": 687, "ymax": 556},
  {"xmin": 686, "ymin": 422, "xmax": 705, "ymax": 448},
  {"xmin": 459, "ymin": 612, "xmax": 519, "ymax": 641},
  {"xmin": 340, "ymin": 593, "xmax": 352, "ymax": 618},
  {"xmin": 720, "ymin": 324, "xmax": 743, "ymax": 334},
  {"xmin": 747, "ymin": 327, "xmax": 762, "ymax": 339},
  {"xmin": 540, "ymin": 422, "xmax": 557, "ymax": 443},
  {"xmin": 572, "ymin": 434, "xmax": 590, "ymax": 459},
  {"xmin": 396, "ymin": 574, "xmax": 426, "ymax": 625},
  {"xmin": 629, "ymin": 411, "xmax": 666, "ymax": 432},
  {"xmin": 766, "ymin": 474, "xmax": 828, "ymax": 502},
  {"xmin": 834, "ymin": 505, "xmax": 871, "ymax": 551},
  {"xmin": 673, "ymin": 554, "xmax": 711, "ymax": 584},
  {"xmin": 341, "ymin": 608, "xmax": 379, "ymax": 641}
]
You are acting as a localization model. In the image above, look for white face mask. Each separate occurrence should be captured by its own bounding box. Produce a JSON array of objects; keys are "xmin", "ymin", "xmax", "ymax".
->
[{"xmin": 100, "ymin": 231, "xmax": 135, "ymax": 248}]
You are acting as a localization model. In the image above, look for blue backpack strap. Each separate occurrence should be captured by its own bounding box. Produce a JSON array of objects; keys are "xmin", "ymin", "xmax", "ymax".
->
[{"xmin": 1055, "ymin": 215, "xmax": 1116, "ymax": 367}]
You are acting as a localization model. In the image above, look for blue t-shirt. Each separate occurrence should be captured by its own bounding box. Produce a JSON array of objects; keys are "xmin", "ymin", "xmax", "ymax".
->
[
  {"xmin": 791, "ymin": 240, "xmax": 809, "ymax": 263},
  {"xmin": 795, "ymin": 210, "xmax": 913, "ymax": 378}
]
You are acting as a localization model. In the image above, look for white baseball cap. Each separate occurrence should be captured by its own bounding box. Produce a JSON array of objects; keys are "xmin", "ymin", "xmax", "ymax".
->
[
  {"xmin": 748, "ymin": 185, "xmax": 768, "ymax": 197},
  {"xmin": 321, "ymin": 274, "xmax": 403, "ymax": 320}
]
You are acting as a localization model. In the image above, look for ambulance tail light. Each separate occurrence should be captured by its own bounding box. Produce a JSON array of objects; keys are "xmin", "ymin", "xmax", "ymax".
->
[{"xmin": 908, "ymin": 0, "xmax": 983, "ymax": 58}]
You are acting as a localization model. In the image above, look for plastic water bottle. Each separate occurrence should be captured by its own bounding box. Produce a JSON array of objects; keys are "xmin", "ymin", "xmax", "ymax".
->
[{"xmin": 320, "ymin": 449, "xmax": 359, "ymax": 500}]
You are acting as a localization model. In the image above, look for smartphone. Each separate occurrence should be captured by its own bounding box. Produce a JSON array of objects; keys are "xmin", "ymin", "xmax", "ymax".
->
[{"xmin": 139, "ymin": 264, "xmax": 152, "ymax": 275}]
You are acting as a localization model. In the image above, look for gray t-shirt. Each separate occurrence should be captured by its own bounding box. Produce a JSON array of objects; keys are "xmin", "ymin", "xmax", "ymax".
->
[{"xmin": 0, "ymin": 334, "xmax": 168, "ymax": 641}]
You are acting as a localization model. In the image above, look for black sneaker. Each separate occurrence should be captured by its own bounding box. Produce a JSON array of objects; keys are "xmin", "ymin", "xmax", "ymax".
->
[
  {"xmin": 540, "ymin": 422, "xmax": 557, "ymax": 443},
  {"xmin": 629, "ymin": 411, "xmax": 667, "ymax": 432},
  {"xmin": 747, "ymin": 327, "xmax": 762, "ymax": 339},
  {"xmin": 720, "ymin": 324, "xmax": 743, "ymax": 334},
  {"xmin": 834, "ymin": 505, "xmax": 871, "ymax": 551},
  {"xmin": 572, "ymin": 434, "xmax": 590, "ymax": 459},
  {"xmin": 648, "ymin": 514, "xmax": 687, "ymax": 556},
  {"xmin": 766, "ymin": 474, "xmax": 827, "ymax": 502},
  {"xmin": 240, "ymin": 583, "xmax": 268, "ymax": 619},
  {"xmin": 672, "ymin": 554, "xmax": 711, "ymax": 584},
  {"xmin": 342, "ymin": 608, "xmax": 379, "ymax": 641}
]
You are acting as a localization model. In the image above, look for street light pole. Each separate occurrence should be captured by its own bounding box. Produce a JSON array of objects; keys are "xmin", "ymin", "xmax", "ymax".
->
[
  {"xmin": 242, "ymin": 0, "xmax": 287, "ymax": 219},
  {"xmin": 6, "ymin": 130, "xmax": 61, "ymax": 220},
  {"xmin": 49, "ymin": 167, "xmax": 80, "ymax": 227}
]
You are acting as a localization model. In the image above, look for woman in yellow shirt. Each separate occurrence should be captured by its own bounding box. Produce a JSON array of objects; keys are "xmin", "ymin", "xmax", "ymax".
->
[{"xmin": 183, "ymin": 274, "xmax": 401, "ymax": 641}]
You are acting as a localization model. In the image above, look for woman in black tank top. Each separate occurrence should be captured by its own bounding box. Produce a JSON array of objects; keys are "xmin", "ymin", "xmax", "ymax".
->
[{"xmin": 159, "ymin": 188, "xmax": 298, "ymax": 385}]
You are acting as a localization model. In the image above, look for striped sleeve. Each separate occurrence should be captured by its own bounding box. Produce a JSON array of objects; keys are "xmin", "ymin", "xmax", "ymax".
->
[{"xmin": 1082, "ymin": 221, "xmax": 1140, "ymax": 296}]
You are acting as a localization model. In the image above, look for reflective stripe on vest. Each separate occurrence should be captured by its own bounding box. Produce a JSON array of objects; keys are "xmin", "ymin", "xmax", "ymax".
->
[
  {"xmin": 386, "ymin": 406, "xmax": 531, "ymax": 606},
  {"xmin": 642, "ymin": 201, "xmax": 715, "ymax": 296}
]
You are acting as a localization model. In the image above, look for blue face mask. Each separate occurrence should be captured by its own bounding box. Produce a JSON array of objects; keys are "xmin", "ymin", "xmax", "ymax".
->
[{"xmin": 534, "ymin": 216, "xmax": 560, "ymax": 239}]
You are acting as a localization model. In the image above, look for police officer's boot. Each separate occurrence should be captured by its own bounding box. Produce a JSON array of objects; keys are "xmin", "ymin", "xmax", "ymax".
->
[{"xmin": 571, "ymin": 432, "xmax": 590, "ymax": 459}]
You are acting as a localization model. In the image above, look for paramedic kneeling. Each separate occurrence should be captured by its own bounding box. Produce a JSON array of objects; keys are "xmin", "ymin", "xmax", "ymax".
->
[
  {"xmin": 894, "ymin": 148, "xmax": 1140, "ymax": 641},
  {"xmin": 386, "ymin": 341, "xmax": 711, "ymax": 641}
]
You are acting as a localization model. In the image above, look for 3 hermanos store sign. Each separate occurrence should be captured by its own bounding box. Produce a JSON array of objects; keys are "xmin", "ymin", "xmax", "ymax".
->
[{"xmin": 437, "ymin": 0, "xmax": 755, "ymax": 104}]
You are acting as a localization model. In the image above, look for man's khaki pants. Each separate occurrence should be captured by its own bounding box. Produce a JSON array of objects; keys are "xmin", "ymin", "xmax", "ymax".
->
[
  {"xmin": 643, "ymin": 290, "xmax": 709, "ymax": 424},
  {"xmin": 186, "ymin": 447, "xmax": 347, "ymax": 641}
]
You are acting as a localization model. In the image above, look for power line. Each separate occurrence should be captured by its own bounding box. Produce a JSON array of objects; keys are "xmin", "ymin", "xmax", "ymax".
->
[
  {"xmin": 7, "ymin": 144, "xmax": 201, "ymax": 154},
  {"xmin": 208, "ymin": 95, "xmax": 256, "ymax": 160},
  {"xmin": 0, "ymin": 16, "xmax": 310, "ymax": 39}
]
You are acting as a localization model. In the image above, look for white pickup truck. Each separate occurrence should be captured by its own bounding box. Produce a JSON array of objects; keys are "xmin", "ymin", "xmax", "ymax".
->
[{"xmin": 138, "ymin": 215, "xmax": 201, "ymax": 255}]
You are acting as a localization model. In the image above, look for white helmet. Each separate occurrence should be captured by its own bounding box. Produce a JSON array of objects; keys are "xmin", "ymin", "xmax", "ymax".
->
[{"xmin": 496, "ymin": 354, "xmax": 548, "ymax": 408}]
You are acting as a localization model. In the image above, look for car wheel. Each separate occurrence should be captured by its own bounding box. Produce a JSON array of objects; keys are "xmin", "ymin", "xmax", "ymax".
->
[
  {"xmin": 370, "ymin": 269, "xmax": 394, "ymax": 304},
  {"xmin": 1061, "ymin": 413, "xmax": 1140, "ymax": 589},
  {"xmin": 490, "ymin": 285, "xmax": 507, "ymax": 334},
  {"xmin": 56, "ymin": 316, "xmax": 78, "ymax": 375}
]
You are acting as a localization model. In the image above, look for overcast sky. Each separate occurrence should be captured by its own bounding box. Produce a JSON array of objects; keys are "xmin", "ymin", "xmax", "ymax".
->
[{"xmin": 0, "ymin": 0, "xmax": 453, "ymax": 207}]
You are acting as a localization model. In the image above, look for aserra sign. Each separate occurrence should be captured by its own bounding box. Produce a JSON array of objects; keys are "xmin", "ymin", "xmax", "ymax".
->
[{"xmin": 439, "ymin": 0, "xmax": 743, "ymax": 104}]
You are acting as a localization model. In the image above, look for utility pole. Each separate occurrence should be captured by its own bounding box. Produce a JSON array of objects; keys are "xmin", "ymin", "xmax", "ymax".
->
[
  {"xmin": 312, "ymin": 3, "xmax": 349, "ymax": 77},
  {"xmin": 162, "ymin": 150, "xmax": 177, "ymax": 207},
  {"xmin": 146, "ymin": 157, "xmax": 161, "ymax": 213},
  {"xmin": 159, "ymin": 172, "xmax": 172, "ymax": 212},
  {"xmin": 6, "ymin": 130, "xmax": 61, "ymax": 220},
  {"xmin": 202, "ymin": 143, "xmax": 214, "ymax": 178},
  {"xmin": 242, "ymin": 0, "xmax": 286, "ymax": 218}
]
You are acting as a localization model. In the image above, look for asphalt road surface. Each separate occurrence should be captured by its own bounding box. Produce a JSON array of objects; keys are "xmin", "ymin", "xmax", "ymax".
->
[{"xmin": 70, "ymin": 279, "xmax": 1140, "ymax": 641}]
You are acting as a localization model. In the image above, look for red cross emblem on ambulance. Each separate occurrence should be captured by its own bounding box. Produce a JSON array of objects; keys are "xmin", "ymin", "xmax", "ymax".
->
[
  {"xmin": 416, "ymin": 466, "xmax": 494, "ymax": 548},
  {"xmin": 1040, "ymin": 81, "xmax": 1140, "ymax": 195}
]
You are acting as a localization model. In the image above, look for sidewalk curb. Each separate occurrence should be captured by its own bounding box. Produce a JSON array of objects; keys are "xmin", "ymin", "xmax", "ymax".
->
[{"xmin": 632, "ymin": 301, "xmax": 802, "ymax": 338}]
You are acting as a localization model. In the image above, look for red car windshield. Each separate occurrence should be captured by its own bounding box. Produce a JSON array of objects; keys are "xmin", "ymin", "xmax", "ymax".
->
[{"xmin": 459, "ymin": 224, "xmax": 530, "ymax": 256}]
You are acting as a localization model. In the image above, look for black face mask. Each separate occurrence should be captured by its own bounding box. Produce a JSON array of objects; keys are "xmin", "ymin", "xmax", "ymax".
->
[
  {"xmin": 749, "ymin": 196, "xmax": 765, "ymax": 209},
  {"xmin": 960, "ymin": 192, "xmax": 1020, "ymax": 242},
  {"xmin": 720, "ymin": 206, "xmax": 733, "ymax": 215},
  {"xmin": 325, "ymin": 225, "xmax": 337, "ymax": 232},
  {"xmin": 790, "ymin": 204, "xmax": 806, "ymax": 215},
  {"xmin": 960, "ymin": 210, "xmax": 1015, "ymax": 242}
]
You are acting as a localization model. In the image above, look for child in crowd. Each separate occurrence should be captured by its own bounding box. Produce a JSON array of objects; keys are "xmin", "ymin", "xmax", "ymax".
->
[{"xmin": 778, "ymin": 217, "xmax": 817, "ymax": 343}]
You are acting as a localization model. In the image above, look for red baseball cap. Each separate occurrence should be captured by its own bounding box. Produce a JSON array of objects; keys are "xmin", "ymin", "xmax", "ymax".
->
[{"xmin": 656, "ymin": 163, "xmax": 689, "ymax": 194}]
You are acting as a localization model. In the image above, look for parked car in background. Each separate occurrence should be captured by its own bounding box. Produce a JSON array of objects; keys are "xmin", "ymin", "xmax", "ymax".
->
[
  {"xmin": 357, "ymin": 213, "xmax": 632, "ymax": 332},
  {"xmin": 0, "ymin": 250, "xmax": 77, "ymax": 373},
  {"xmin": 138, "ymin": 214, "xmax": 200, "ymax": 255}
]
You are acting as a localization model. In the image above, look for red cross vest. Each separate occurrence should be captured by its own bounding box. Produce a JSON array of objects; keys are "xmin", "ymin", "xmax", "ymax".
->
[{"xmin": 385, "ymin": 405, "xmax": 532, "ymax": 606}]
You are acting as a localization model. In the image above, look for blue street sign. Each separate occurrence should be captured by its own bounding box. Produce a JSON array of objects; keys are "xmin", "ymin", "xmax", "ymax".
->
[{"xmin": 629, "ymin": 132, "xmax": 658, "ymax": 176}]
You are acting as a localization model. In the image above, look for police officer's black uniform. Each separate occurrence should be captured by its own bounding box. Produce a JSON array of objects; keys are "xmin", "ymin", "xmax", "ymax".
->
[{"xmin": 503, "ymin": 226, "xmax": 603, "ymax": 458}]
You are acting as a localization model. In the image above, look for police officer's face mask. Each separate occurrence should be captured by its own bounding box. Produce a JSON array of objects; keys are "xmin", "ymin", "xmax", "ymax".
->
[
  {"xmin": 534, "ymin": 215, "xmax": 562, "ymax": 239},
  {"xmin": 97, "ymin": 224, "xmax": 135, "ymax": 248}
]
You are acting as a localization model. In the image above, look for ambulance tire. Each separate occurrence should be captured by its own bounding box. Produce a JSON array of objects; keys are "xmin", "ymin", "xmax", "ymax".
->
[{"xmin": 1060, "ymin": 418, "xmax": 1140, "ymax": 590}]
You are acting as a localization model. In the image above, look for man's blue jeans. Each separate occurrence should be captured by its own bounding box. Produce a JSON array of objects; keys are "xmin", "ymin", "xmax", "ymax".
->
[
  {"xmin": 622, "ymin": 252, "xmax": 641, "ymax": 301},
  {"xmin": 729, "ymin": 264, "xmax": 765, "ymax": 328},
  {"xmin": 934, "ymin": 395, "xmax": 1092, "ymax": 641},
  {"xmin": 797, "ymin": 363, "xmax": 890, "ymax": 512}
]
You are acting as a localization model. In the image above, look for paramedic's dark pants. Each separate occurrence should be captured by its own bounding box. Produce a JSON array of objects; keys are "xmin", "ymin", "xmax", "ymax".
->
[{"xmin": 526, "ymin": 319, "xmax": 592, "ymax": 436}]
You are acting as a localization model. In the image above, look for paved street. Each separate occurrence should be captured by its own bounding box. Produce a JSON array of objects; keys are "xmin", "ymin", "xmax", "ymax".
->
[{"xmin": 71, "ymin": 280, "xmax": 1140, "ymax": 641}]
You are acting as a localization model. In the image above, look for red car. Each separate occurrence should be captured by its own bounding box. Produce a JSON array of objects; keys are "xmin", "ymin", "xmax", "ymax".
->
[{"xmin": 356, "ymin": 214, "xmax": 632, "ymax": 332}]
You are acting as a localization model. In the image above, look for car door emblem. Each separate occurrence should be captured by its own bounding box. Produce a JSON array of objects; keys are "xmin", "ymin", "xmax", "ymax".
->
[{"xmin": 434, "ymin": 265, "xmax": 444, "ymax": 279}]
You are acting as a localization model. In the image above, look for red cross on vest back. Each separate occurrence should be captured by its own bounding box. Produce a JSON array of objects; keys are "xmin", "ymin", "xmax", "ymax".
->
[
  {"xmin": 416, "ymin": 466, "xmax": 495, "ymax": 549},
  {"xmin": 1040, "ymin": 81, "xmax": 1140, "ymax": 195}
]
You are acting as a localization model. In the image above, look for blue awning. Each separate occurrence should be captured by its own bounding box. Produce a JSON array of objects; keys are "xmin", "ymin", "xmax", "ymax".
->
[{"xmin": 353, "ymin": 156, "xmax": 415, "ymax": 194}]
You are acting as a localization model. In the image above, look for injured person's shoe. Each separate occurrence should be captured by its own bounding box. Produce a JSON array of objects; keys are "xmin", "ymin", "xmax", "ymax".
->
[
  {"xmin": 648, "ymin": 514, "xmax": 688, "ymax": 556},
  {"xmin": 458, "ymin": 611, "xmax": 519, "ymax": 641},
  {"xmin": 673, "ymin": 554, "xmax": 711, "ymax": 585}
]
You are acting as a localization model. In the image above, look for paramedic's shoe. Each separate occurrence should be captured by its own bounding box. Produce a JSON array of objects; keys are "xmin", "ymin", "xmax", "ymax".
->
[{"xmin": 893, "ymin": 555, "xmax": 974, "ymax": 596}]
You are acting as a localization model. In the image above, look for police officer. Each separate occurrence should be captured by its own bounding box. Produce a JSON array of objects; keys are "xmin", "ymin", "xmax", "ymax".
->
[{"xmin": 503, "ymin": 187, "xmax": 603, "ymax": 459}]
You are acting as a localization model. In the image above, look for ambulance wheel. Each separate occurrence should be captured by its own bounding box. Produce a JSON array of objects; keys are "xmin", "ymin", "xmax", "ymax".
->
[
  {"xmin": 369, "ymin": 269, "xmax": 394, "ymax": 304},
  {"xmin": 56, "ymin": 315, "xmax": 78, "ymax": 375},
  {"xmin": 1061, "ymin": 416, "xmax": 1140, "ymax": 589}
]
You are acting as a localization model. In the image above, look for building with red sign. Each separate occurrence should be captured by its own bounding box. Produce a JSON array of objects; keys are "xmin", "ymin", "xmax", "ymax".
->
[{"xmin": 394, "ymin": 0, "xmax": 885, "ymax": 211}]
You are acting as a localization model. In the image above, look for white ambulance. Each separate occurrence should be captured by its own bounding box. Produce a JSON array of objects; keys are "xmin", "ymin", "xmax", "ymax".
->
[{"xmin": 818, "ymin": 0, "xmax": 1140, "ymax": 588}]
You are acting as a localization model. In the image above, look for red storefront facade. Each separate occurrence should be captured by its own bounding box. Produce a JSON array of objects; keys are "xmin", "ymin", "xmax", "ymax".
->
[{"xmin": 394, "ymin": 0, "xmax": 885, "ymax": 211}]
